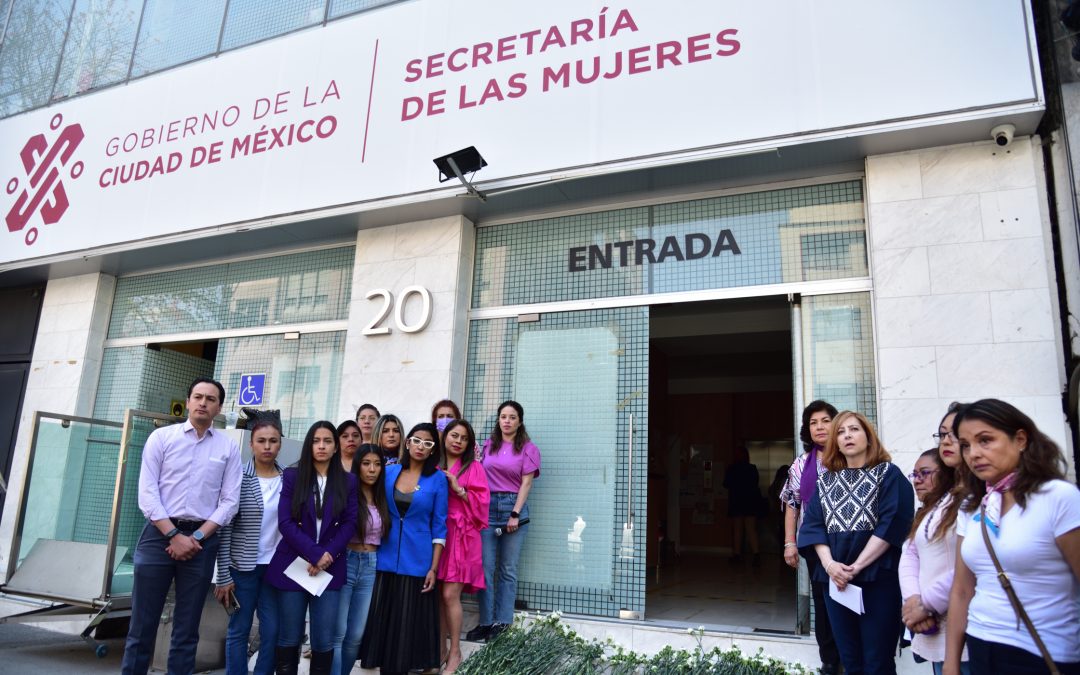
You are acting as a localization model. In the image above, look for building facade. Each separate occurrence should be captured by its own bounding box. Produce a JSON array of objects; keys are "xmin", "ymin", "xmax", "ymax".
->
[{"xmin": 0, "ymin": 0, "xmax": 1074, "ymax": 666}]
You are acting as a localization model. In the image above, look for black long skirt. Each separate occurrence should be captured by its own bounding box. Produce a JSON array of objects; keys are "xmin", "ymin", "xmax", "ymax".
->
[{"xmin": 359, "ymin": 571, "xmax": 440, "ymax": 672}]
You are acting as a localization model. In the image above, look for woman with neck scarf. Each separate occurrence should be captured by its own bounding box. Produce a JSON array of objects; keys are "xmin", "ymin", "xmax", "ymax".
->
[
  {"xmin": 779, "ymin": 400, "xmax": 840, "ymax": 675},
  {"xmin": 943, "ymin": 400, "xmax": 1080, "ymax": 675},
  {"xmin": 797, "ymin": 410, "xmax": 914, "ymax": 675}
]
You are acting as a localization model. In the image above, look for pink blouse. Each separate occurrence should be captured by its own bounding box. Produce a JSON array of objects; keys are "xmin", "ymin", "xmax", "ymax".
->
[{"xmin": 436, "ymin": 460, "xmax": 490, "ymax": 593}]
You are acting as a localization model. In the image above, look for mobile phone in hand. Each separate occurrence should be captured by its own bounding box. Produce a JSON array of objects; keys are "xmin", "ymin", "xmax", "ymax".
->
[{"xmin": 224, "ymin": 592, "xmax": 241, "ymax": 616}]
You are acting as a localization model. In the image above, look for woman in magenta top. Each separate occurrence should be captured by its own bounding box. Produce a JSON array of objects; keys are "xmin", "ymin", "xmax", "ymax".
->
[
  {"xmin": 468, "ymin": 400, "xmax": 540, "ymax": 642},
  {"xmin": 437, "ymin": 419, "xmax": 490, "ymax": 673}
]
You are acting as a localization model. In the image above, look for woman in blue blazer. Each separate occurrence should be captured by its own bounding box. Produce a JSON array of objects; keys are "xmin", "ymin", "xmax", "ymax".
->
[
  {"xmin": 359, "ymin": 422, "xmax": 448, "ymax": 675},
  {"xmin": 265, "ymin": 421, "xmax": 358, "ymax": 675}
]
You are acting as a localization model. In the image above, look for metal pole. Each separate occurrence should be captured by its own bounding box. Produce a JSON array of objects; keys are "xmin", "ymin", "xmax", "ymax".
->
[{"xmin": 5, "ymin": 411, "xmax": 42, "ymax": 584}]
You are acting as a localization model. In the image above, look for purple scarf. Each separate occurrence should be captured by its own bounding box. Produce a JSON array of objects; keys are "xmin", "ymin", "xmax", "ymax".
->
[{"xmin": 799, "ymin": 445, "xmax": 823, "ymax": 507}]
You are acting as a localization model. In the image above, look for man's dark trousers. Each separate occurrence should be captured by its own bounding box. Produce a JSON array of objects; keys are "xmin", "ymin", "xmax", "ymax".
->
[{"xmin": 120, "ymin": 523, "xmax": 219, "ymax": 675}]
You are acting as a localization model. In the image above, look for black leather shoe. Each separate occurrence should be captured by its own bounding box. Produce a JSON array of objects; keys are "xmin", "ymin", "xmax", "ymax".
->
[
  {"xmin": 465, "ymin": 624, "xmax": 492, "ymax": 642},
  {"xmin": 820, "ymin": 663, "xmax": 842, "ymax": 674},
  {"xmin": 488, "ymin": 623, "xmax": 510, "ymax": 640}
]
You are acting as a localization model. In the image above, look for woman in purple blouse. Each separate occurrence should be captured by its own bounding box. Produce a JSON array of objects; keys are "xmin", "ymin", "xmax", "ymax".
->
[{"xmin": 467, "ymin": 400, "xmax": 541, "ymax": 642}]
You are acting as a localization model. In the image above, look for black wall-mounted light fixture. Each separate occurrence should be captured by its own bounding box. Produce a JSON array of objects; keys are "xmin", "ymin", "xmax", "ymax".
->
[{"xmin": 433, "ymin": 146, "xmax": 488, "ymax": 201}]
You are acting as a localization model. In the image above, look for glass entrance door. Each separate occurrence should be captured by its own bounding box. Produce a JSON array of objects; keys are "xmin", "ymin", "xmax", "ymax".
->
[{"xmin": 464, "ymin": 306, "xmax": 648, "ymax": 618}]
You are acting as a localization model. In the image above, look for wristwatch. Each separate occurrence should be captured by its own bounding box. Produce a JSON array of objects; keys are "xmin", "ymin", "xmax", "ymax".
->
[
  {"xmin": 192, "ymin": 530, "xmax": 206, "ymax": 542},
  {"xmin": 165, "ymin": 527, "xmax": 180, "ymax": 539},
  {"xmin": 510, "ymin": 511, "xmax": 520, "ymax": 519}
]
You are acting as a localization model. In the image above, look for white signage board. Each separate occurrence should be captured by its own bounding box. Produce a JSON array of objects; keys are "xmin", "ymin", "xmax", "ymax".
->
[{"xmin": 0, "ymin": 0, "xmax": 1039, "ymax": 267}]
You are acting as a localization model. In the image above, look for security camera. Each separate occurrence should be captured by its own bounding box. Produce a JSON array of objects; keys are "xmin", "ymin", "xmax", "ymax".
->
[{"xmin": 991, "ymin": 124, "xmax": 1015, "ymax": 147}]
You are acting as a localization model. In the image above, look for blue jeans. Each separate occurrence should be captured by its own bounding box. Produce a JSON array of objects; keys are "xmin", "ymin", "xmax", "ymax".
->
[
  {"xmin": 277, "ymin": 588, "xmax": 341, "ymax": 653},
  {"xmin": 121, "ymin": 522, "xmax": 219, "ymax": 675},
  {"xmin": 225, "ymin": 565, "xmax": 279, "ymax": 675},
  {"xmin": 333, "ymin": 550, "xmax": 377, "ymax": 675},
  {"xmin": 477, "ymin": 493, "xmax": 529, "ymax": 626}
]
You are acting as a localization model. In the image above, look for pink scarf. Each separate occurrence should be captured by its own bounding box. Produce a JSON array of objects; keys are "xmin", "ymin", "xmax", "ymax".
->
[{"xmin": 979, "ymin": 471, "xmax": 1018, "ymax": 535}]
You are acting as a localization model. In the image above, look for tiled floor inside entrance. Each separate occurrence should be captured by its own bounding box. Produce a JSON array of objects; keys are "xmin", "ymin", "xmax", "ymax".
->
[{"xmin": 645, "ymin": 552, "xmax": 798, "ymax": 633}]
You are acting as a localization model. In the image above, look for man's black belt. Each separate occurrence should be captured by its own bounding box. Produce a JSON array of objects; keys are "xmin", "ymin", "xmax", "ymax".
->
[{"xmin": 173, "ymin": 519, "xmax": 206, "ymax": 531}]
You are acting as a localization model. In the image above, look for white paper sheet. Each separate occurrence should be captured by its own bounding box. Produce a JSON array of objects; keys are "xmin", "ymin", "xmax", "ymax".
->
[
  {"xmin": 284, "ymin": 556, "xmax": 333, "ymax": 597},
  {"xmin": 829, "ymin": 580, "xmax": 864, "ymax": 614}
]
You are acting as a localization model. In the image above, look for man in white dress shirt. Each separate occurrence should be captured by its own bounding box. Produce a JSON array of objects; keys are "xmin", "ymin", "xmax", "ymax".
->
[{"xmin": 121, "ymin": 378, "xmax": 242, "ymax": 675}]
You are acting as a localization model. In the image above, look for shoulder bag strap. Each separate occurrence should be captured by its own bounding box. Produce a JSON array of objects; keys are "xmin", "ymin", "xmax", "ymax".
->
[{"xmin": 979, "ymin": 506, "xmax": 1060, "ymax": 675}]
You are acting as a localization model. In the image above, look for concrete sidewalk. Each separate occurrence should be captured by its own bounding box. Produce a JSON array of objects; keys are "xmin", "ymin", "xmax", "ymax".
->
[{"xmin": 0, "ymin": 595, "xmax": 480, "ymax": 674}]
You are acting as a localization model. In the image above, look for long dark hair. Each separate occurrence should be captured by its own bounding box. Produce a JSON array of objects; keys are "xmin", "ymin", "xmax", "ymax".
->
[
  {"xmin": 488, "ymin": 400, "xmax": 529, "ymax": 454},
  {"xmin": 800, "ymin": 400, "xmax": 838, "ymax": 452},
  {"xmin": 402, "ymin": 422, "xmax": 441, "ymax": 476},
  {"xmin": 908, "ymin": 448, "xmax": 960, "ymax": 542},
  {"xmin": 353, "ymin": 443, "xmax": 389, "ymax": 542},
  {"xmin": 441, "ymin": 419, "xmax": 477, "ymax": 477},
  {"xmin": 291, "ymin": 421, "xmax": 348, "ymax": 521},
  {"xmin": 953, "ymin": 399, "xmax": 1066, "ymax": 511}
]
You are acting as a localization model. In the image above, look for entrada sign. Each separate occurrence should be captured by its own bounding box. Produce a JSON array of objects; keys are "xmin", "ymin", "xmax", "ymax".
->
[{"xmin": 567, "ymin": 230, "xmax": 740, "ymax": 272}]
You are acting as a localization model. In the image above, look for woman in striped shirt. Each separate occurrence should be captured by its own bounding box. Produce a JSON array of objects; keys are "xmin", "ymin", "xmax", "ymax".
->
[{"xmin": 214, "ymin": 414, "xmax": 285, "ymax": 675}]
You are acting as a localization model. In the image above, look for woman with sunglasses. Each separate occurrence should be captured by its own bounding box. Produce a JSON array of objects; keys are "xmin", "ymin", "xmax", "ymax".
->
[
  {"xmin": 899, "ymin": 448, "xmax": 969, "ymax": 673},
  {"xmin": 359, "ymin": 423, "xmax": 448, "ymax": 675}
]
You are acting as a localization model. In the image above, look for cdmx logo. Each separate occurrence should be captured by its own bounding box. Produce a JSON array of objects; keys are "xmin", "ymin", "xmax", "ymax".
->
[{"xmin": 5, "ymin": 113, "xmax": 85, "ymax": 247}]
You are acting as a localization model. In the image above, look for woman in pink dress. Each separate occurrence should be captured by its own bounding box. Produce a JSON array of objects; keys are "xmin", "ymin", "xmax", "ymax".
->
[{"xmin": 437, "ymin": 419, "xmax": 490, "ymax": 674}]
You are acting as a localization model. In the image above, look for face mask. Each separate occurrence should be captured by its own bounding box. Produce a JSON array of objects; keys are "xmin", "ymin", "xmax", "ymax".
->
[{"xmin": 436, "ymin": 417, "xmax": 454, "ymax": 432}]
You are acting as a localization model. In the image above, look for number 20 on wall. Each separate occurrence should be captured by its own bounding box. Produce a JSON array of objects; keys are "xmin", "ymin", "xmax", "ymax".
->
[{"xmin": 362, "ymin": 285, "xmax": 433, "ymax": 335}]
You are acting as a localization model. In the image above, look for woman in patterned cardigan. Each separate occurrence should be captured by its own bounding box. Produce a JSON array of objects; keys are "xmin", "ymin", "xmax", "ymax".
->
[{"xmin": 798, "ymin": 410, "xmax": 914, "ymax": 675}]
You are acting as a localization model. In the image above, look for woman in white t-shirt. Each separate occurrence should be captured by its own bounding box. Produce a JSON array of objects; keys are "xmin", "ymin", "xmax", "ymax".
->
[
  {"xmin": 213, "ymin": 413, "xmax": 285, "ymax": 675},
  {"xmin": 944, "ymin": 399, "xmax": 1080, "ymax": 675}
]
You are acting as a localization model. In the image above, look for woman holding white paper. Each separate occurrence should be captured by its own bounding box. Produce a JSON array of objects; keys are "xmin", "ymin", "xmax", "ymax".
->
[
  {"xmin": 265, "ymin": 421, "xmax": 358, "ymax": 675},
  {"xmin": 798, "ymin": 411, "xmax": 914, "ymax": 675}
]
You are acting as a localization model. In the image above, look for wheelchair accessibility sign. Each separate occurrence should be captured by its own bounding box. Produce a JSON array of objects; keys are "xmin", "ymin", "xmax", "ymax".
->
[{"xmin": 237, "ymin": 374, "xmax": 265, "ymax": 406}]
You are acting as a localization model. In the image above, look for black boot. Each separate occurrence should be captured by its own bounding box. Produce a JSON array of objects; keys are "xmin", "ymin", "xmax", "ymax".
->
[
  {"xmin": 309, "ymin": 649, "xmax": 333, "ymax": 675},
  {"xmin": 274, "ymin": 645, "xmax": 299, "ymax": 675}
]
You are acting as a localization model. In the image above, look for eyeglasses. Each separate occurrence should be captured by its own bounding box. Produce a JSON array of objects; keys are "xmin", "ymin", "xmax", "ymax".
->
[
  {"xmin": 407, "ymin": 436, "xmax": 435, "ymax": 450},
  {"xmin": 907, "ymin": 468, "xmax": 939, "ymax": 483},
  {"xmin": 932, "ymin": 431, "xmax": 956, "ymax": 443}
]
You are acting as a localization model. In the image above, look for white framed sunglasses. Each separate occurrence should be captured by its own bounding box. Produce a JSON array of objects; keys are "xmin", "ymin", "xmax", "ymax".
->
[{"xmin": 407, "ymin": 436, "xmax": 436, "ymax": 450}]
